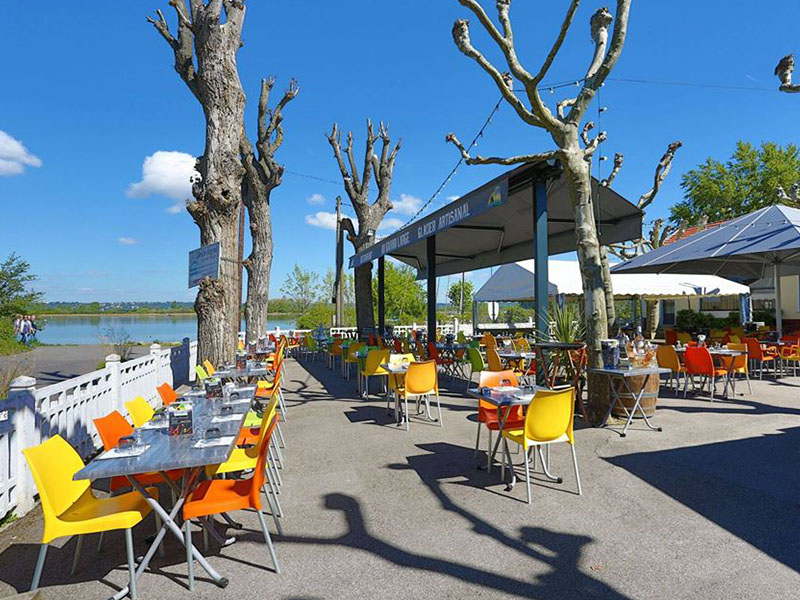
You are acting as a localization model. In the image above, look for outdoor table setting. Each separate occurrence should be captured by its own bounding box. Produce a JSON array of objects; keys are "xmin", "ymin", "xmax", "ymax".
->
[
  {"xmin": 674, "ymin": 345, "xmax": 749, "ymax": 396},
  {"xmin": 213, "ymin": 362, "xmax": 270, "ymax": 381},
  {"xmin": 74, "ymin": 384, "xmax": 257, "ymax": 599},
  {"xmin": 589, "ymin": 365, "xmax": 669, "ymax": 437}
]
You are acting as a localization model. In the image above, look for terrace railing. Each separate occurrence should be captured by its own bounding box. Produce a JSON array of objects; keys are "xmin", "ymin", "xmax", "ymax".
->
[{"xmin": 0, "ymin": 338, "xmax": 198, "ymax": 521}]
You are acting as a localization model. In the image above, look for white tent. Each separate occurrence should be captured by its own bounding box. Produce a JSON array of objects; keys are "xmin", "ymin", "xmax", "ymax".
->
[{"xmin": 475, "ymin": 259, "xmax": 750, "ymax": 302}]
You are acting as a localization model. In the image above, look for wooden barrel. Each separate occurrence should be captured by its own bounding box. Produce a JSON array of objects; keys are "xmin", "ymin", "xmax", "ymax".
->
[{"xmin": 610, "ymin": 373, "xmax": 659, "ymax": 418}]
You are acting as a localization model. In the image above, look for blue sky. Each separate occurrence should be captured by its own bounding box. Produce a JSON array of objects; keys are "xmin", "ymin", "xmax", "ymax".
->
[{"xmin": 2, "ymin": 1, "xmax": 799, "ymax": 303}]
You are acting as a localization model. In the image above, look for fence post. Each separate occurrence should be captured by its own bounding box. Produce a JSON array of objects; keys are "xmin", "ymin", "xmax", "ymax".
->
[
  {"xmin": 106, "ymin": 354, "xmax": 122, "ymax": 412},
  {"xmin": 9, "ymin": 376, "xmax": 37, "ymax": 515}
]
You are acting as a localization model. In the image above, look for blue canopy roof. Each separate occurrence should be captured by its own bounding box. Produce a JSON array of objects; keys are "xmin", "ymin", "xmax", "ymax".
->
[{"xmin": 612, "ymin": 205, "xmax": 800, "ymax": 284}]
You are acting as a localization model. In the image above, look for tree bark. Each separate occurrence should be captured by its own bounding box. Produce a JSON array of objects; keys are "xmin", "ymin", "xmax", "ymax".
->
[
  {"xmin": 354, "ymin": 261, "xmax": 375, "ymax": 330},
  {"xmin": 149, "ymin": 1, "xmax": 247, "ymax": 365},
  {"xmin": 599, "ymin": 246, "xmax": 616, "ymax": 333},
  {"xmin": 645, "ymin": 299, "xmax": 659, "ymax": 339}
]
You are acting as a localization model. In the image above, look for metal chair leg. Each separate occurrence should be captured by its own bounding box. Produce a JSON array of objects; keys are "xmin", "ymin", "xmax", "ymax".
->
[
  {"xmin": 96, "ymin": 531, "xmax": 104, "ymax": 553},
  {"xmin": 70, "ymin": 534, "xmax": 83, "ymax": 575},
  {"xmin": 184, "ymin": 520, "xmax": 194, "ymax": 592},
  {"xmin": 474, "ymin": 422, "xmax": 481, "ymax": 457},
  {"xmin": 30, "ymin": 544, "xmax": 48, "ymax": 591},
  {"xmin": 523, "ymin": 447, "xmax": 531, "ymax": 505},
  {"xmin": 124, "ymin": 528, "xmax": 138, "ymax": 600},
  {"xmin": 436, "ymin": 392, "xmax": 443, "ymax": 427},
  {"xmin": 256, "ymin": 509, "xmax": 280, "ymax": 574}
]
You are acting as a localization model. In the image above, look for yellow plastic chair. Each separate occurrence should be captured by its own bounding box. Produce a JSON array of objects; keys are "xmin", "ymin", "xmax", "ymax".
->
[
  {"xmin": 203, "ymin": 359, "xmax": 216, "ymax": 376},
  {"xmin": 401, "ymin": 360, "xmax": 441, "ymax": 431},
  {"xmin": 386, "ymin": 353, "xmax": 415, "ymax": 413},
  {"xmin": 676, "ymin": 332, "xmax": 692, "ymax": 345},
  {"xmin": 481, "ymin": 332, "xmax": 497, "ymax": 349},
  {"xmin": 238, "ymin": 340, "xmax": 245, "ymax": 351},
  {"xmin": 327, "ymin": 338, "xmax": 344, "ymax": 370},
  {"xmin": 725, "ymin": 342, "xmax": 752, "ymax": 393},
  {"xmin": 195, "ymin": 364, "xmax": 209, "ymax": 381},
  {"xmin": 485, "ymin": 346, "xmax": 504, "ymax": 372},
  {"xmin": 22, "ymin": 435, "xmax": 157, "ymax": 594},
  {"xmin": 501, "ymin": 387, "xmax": 582, "ymax": 504},
  {"xmin": 125, "ymin": 396, "xmax": 155, "ymax": 428},
  {"xmin": 361, "ymin": 349, "xmax": 390, "ymax": 397}
]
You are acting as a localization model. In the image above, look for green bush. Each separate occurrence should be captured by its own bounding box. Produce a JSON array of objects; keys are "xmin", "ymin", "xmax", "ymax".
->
[
  {"xmin": 296, "ymin": 302, "xmax": 334, "ymax": 329},
  {"xmin": 675, "ymin": 309, "xmax": 741, "ymax": 332}
]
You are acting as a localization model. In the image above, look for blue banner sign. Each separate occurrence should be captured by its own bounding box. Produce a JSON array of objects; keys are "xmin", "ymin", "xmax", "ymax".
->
[
  {"xmin": 349, "ymin": 178, "xmax": 508, "ymax": 268},
  {"xmin": 188, "ymin": 242, "xmax": 221, "ymax": 288}
]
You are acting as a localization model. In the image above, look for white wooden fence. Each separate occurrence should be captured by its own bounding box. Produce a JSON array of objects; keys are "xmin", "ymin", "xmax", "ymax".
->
[{"xmin": 0, "ymin": 338, "xmax": 198, "ymax": 521}]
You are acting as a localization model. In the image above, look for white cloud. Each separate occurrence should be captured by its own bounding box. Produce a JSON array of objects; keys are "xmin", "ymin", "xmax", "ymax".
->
[
  {"xmin": 391, "ymin": 193, "xmax": 422, "ymax": 216},
  {"xmin": 0, "ymin": 130, "xmax": 42, "ymax": 176},
  {"xmin": 118, "ymin": 237, "xmax": 138, "ymax": 245},
  {"xmin": 307, "ymin": 193, "xmax": 326, "ymax": 205},
  {"xmin": 379, "ymin": 217, "xmax": 405, "ymax": 232},
  {"xmin": 446, "ymin": 195, "xmax": 460, "ymax": 202},
  {"xmin": 305, "ymin": 211, "xmax": 337, "ymax": 231},
  {"xmin": 166, "ymin": 203, "xmax": 183, "ymax": 214},
  {"xmin": 127, "ymin": 150, "xmax": 198, "ymax": 200}
]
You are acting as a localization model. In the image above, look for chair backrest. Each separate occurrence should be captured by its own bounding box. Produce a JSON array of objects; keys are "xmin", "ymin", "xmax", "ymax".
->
[
  {"xmin": 405, "ymin": 360, "xmax": 437, "ymax": 394},
  {"xmin": 346, "ymin": 342, "xmax": 361, "ymax": 360},
  {"xmin": 203, "ymin": 359, "xmax": 216, "ymax": 375},
  {"xmin": 415, "ymin": 341, "xmax": 428, "ymax": 360},
  {"xmin": 516, "ymin": 337, "xmax": 531, "ymax": 352},
  {"xmin": 157, "ymin": 382, "xmax": 178, "ymax": 406},
  {"xmin": 393, "ymin": 338, "xmax": 403, "ymax": 352},
  {"xmin": 683, "ymin": 346, "xmax": 714, "ymax": 376},
  {"xmin": 676, "ymin": 332, "xmax": 692, "ymax": 344},
  {"xmin": 656, "ymin": 344, "xmax": 681, "ymax": 372},
  {"xmin": 524, "ymin": 387, "xmax": 576, "ymax": 444},
  {"xmin": 744, "ymin": 337, "xmax": 764, "ymax": 360},
  {"xmin": 330, "ymin": 338, "xmax": 344, "ymax": 355},
  {"xmin": 482, "ymin": 332, "xmax": 497, "ymax": 348},
  {"xmin": 23, "ymin": 435, "xmax": 90, "ymax": 533},
  {"xmin": 125, "ymin": 396, "xmax": 155, "ymax": 427},
  {"xmin": 477, "ymin": 370, "xmax": 518, "ymax": 388},
  {"xmin": 664, "ymin": 329, "xmax": 678, "ymax": 345},
  {"xmin": 456, "ymin": 331, "xmax": 467, "ymax": 343},
  {"xmin": 365, "ymin": 349, "xmax": 390, "ymax": 373},
  {"xmin": 467, "ymin": 347, "xmax": 485, "ymax": 371},
  {"xmin": 93, "ymin": 410, "xmax": 134, "ymax": 451},
  {"xmin": 250, "ymin": 414, "xmax": 279, "ymax": 510},
  {"xmin": 427, "ymin": 343, "xmax": 441, "ymax": 362},
  {"xmin": 195, "ymin": 365, "xmax": 209, "ymax": 380},
  {"xmin": 728, "ymin": 334, "xmax": 741, "ymax": 343},
  {"xmin": 485, "ymin": 347, "xmax": 504, "ymax": 371},
  {"xmin": 238, "ymin": 340, "xmax": 245, "ymax": 351}
]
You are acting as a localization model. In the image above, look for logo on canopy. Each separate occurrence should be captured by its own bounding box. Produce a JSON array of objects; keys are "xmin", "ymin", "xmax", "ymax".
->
[{"xmin": 488, "ymin": 185, "xmax": 504, "ymax": 207}]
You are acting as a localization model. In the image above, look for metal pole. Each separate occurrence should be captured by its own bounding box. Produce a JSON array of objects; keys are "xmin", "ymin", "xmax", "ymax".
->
[
  {"xmin": 533, "ymin": 180, "xmax": 549, "ymax": 341},
  {"xmin": 378, "ymin": 256, "xmax": 385, "ymax": 336},
  {"xmin": 774, "ymin": 262, "xmax": 783, "ymax": 337},
  {"xmin": 335, "ymin": 196, "xmax": 344, "ymax": 327},
  {"xmin": 237, "ymin": 199, "xmax": 245, "ymax": 343},
  {"xmin": 459, "ymin": 272, "xmax": 464, "ymax": 319},
  {"xmin": 427, "ymin": 236, "xmax": 437, "ymax": 340}
]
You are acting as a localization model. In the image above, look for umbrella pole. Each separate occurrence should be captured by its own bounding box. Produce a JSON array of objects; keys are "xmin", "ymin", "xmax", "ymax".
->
[{"xmin": 774, "ymin": 262, "xmax": 783, "ymax": 338}]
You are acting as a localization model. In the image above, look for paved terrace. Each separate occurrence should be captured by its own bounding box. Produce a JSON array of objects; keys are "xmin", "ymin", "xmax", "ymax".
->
[{"xmin": 1, "ymin": 357, "xmax": 799, "ymax": 599}]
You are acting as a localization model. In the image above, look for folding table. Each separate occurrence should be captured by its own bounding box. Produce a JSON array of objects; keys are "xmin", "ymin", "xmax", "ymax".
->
[
  {"xmin": 74, "ymin": 386, "xmax": 256, "ymax": 598},
  {"xmin": 589, "ymin": 366, "xmax": 668, "ymax": 437}
]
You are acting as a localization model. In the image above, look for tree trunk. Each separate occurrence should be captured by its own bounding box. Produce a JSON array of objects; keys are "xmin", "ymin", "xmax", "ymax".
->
[
  {"xmin": 599, "ymin": 246, "xmax": 616, "ymax": 333},
  {"xmin": 354, "ymin": 259, "xmax": 375, "ymax": 331},
  {"xmin": 562, "ymin": 146, "xmax": 610, "ymax": 423},
  {"xmin": 645, "ymin": 299, "xmax": 659, "ymax": 339},
  {"xmin": 243, "ymin": 183, "xmax": 272, "ymax": 341}
]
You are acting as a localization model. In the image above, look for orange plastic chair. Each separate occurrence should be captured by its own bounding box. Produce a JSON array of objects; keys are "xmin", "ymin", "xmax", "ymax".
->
[
  {"xmin": 182, "ymin": 415, "xmax": 280, "ymax": 589},
  {"xmin": 474, "ymin": 370, "xmax": 525, "ymax": 469},
  {"xmin": 656, "ymin": 344, "xmax": 686, "ymax": 393},
  {"xmin": 664, "ymin": 329, "xmax": 678, "ymax": 345},
  {"xmin": 93, "ymin": 411, "xmax": 183, "ymax": 492},
  {"xmin": 156, "ymin": 382, "xmax": 178, "ymax": 406},
  {"xmin": 485, "ymin": 346, "xmax": 504, "ymax": 372},
  {"xmin": 744, "ymin": 337, "xmax": 778, "ymax": 379},
  {"xmin": 723, "ymin": 343, "xmax": 751, "ymax": 394},
  {"xmin": 684, "ymin": 346, "xmax": 728, "ymax": 400}
]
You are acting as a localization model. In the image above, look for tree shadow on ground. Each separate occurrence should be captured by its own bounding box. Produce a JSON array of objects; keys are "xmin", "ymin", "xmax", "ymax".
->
[
  {"xmin": 281, "ymin": 492, "xmax": 630, "ymax": 599},
  {"xmin": 606, "ymin": 425, "xmax": 800, "ymax": 573}
]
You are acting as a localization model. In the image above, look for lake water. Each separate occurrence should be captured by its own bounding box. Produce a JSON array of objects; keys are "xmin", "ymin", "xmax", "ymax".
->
[{"xmin": 35, "ymin": 315, "xmax": 298, "ymax": 345}]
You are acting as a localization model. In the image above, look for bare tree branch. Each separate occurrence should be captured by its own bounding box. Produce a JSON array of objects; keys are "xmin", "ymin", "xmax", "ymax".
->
[
  {"xmin": 580, "ymin": 121, "xmax": 595, "ymax": 146},
  {"xmin": 639, "ymin": 140, "xmax": 682, "ymax": 210},
  {"xmin": 445, "ymin": 133, "xmax": 558, "ymax": 166},
  {"xmin": 775, "ymin": 54, "xmax": 800, "ymax": 93},
  {"xmin": 147, "ymin": 3, "xmax": 199, "ymax": 99},
  {"xmin": 600, "ymin": 153, "xmax": 623, "ymax": 187},
  {"xmin": 557, "ymin": 97, "xmax": 576, "ymax": 119},
  {"xmin": 583, "ymin": 130, "xmax": 607, "ymax": 157},
  {"xmin": 326, "ymin": 124, "xmax": 360, "ymax": 203},
  {"xmin": 533, "ymin": 0, "xmax": 581, "ymax": 83}
]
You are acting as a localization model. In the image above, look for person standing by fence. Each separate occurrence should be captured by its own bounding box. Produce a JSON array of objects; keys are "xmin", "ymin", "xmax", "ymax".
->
[{"xmin": 20, "ymin": 315, "xmax": 33, "ymax": 346}]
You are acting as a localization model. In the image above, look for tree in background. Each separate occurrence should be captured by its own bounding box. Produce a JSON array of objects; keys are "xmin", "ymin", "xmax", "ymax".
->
[
  {"xmin": 444, "ymin": 1, "xmax": 632, "ymax": 416},
  {"xmin": 281, "ymin": 265, "xmax": 320, "ymax": 317},
  {"xmin": 322, "ymin": 268, "xmax": 355, "ymax": 307},
  {"xmin": 671, "ymin": 141, "xmax": 800, "ymax": 225},
  {"xmin": 447, "ymin": 279, "xmax": 474, "ymax": 320},
  {"xmin": 327, "ymin": 121, "xmax": 401, "ymax": 331},
  {"xmin": 372, "ymin": 262, "xmax": 425, "ymax": 325},
  {"xmin": 0, "ymin": 254, "xmax": 41, "ymax": 355}
]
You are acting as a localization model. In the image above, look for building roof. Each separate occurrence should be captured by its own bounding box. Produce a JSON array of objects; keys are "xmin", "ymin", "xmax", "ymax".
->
[{"xmin": 663, "ymin": 220, "xmax": 727, "ymax": 245}]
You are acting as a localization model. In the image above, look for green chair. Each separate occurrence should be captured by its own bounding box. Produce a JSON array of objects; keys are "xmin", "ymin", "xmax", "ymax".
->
[
  {"xmin": 465, "ymin": 347, "xmax": 486, "ymax": 390},
  {"xmin": 194, "ymin": 365, "xmax": 209, "ymax": 381}
]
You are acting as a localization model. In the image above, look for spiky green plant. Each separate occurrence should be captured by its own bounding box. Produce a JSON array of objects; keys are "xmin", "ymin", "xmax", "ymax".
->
[{"xmin": 550, "ymin": 302, "xmax": 585, "ymax": 343}]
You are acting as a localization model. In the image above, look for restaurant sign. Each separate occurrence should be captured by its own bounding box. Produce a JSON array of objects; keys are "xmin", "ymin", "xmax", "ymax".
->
[
  {"xmin": 188, "ymin": 242, "xmax": 221, "ymax": 288},
  {"xmin": 349, "ymin": 178, "xmax": 508, "ymax": 268}
]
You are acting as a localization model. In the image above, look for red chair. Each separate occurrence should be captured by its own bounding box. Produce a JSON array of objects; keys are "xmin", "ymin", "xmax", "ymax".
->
[
  {"xmin": 393, "ymin": 338, "xmax": 403, "ymax": 353},
  {"xmin": 474, "ymin": 370, "xmax": 525, "ymax": 469},
  {"xmin": 683, "ymin": 347, "xmax": 728, "ymax": 401},
  {"xmin": 427, "ymin": 342, "xmax": 454, "ymax": 376},
  {"xmin": 744, "ymin": 337, "xmax": 778, "ymax": 379},
  {"xmin": 664, "ymin": 329, "xmax": 678, "ymax": 345}
]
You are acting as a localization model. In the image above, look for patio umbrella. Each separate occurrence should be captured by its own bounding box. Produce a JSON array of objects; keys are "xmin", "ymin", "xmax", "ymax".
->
[{"xmin": 611, "ymin": 204, "xmax": 800, "ymax": 336}]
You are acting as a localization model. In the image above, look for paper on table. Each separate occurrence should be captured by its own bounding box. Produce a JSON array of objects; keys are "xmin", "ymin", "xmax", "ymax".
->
[
  {"xmin": 138, "ymin": 420, "xmax": 168, "ymax": 430},
  {"xmin": 211, "ymin": 413, "xmax": 242, "ymax": 423},
  {"xmin": 192, "ymin": 435, "xmax": 235, "ymax": 449},
  {"xmin": 96, "ymin": 444, "xmax": 150, "ymax": 459}
]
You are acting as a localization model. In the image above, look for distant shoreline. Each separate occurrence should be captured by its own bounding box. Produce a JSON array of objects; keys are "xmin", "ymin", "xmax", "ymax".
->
[{"xmin": 40, "ymin": 312, "xmax": 299, "ymax": 318}]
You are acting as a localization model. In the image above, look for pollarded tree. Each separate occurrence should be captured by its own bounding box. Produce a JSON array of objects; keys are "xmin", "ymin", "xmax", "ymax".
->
[
  {"xmin": 326, "ymin": 121, "xmax": 401, "ymax": 331},
  {"xmin": 445, "ymin": 1, "xmax": 631, "ymax": 407},
  {"xmin": 148, "ymin": 0, "xmax": 247, "ymax": 364},
  {"xmin": 240, "ymin": 77, "xmax": 299, "ymax": 341}
]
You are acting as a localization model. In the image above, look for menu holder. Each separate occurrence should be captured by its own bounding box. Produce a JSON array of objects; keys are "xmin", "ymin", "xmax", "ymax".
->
[
  {"xmin": 168, "ymin": 405, "xmax": 193, "ymax": 436},
  {"xmin": 205, "ymin": 378, "xmax": 223, "ymax": 399},
  {"xmin": 235, "ymin": 355, "xmax": 247, "ymax": 371}
]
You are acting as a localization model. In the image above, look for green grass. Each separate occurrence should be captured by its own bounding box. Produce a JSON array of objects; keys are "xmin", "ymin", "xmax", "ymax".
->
[{"xmin": 0, "ymin": 511, "xmax": 18, "ymax": 530}]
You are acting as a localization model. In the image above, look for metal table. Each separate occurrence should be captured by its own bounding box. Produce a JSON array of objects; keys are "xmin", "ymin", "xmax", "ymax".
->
[
  {"xmin": 589, "ymin": 366, "xmax": 669, "ymax": 437},
  {"xmin": 214, "ymin": 364, "xmax": 270, "ymax": 382},
  {"xmin": 75, "ymin": 386, "xmax": 256, "ymax": 598},
  {"xmin": 467, "ymin": 385, "xmax": 543, "ymax": 490}
]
